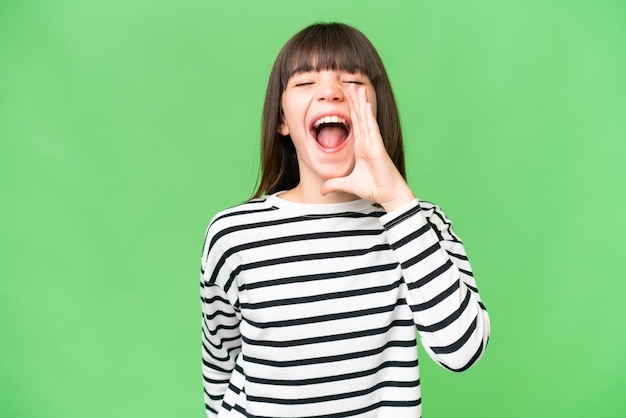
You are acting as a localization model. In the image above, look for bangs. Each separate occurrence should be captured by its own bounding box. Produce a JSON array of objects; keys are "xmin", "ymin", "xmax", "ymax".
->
[{"xmin": 277, "ymin": 23, "xmax": 383, "ymax": 89}]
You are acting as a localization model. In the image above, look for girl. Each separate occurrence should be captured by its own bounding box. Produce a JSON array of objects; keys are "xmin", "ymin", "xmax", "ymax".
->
[{"xmin": 200, "ymin": 22, "xmax": 490, "ymax": 417}]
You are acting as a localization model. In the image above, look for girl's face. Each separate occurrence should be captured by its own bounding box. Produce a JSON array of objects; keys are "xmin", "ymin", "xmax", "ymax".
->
[{"xmin": 279, "ymin": 69, "xmax": 377, "ymax": 188}]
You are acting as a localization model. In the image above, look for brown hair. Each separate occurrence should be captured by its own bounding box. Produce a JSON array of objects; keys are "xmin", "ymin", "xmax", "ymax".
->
[{"xmin": 253, "ymin": 22, "xmax": 405, "ymax": 198}]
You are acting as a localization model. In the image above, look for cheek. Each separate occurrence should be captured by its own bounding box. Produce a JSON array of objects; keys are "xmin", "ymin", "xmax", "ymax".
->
[
  {"xmin": 279, "ymin": 94, "xmax": 294, "ymax": 135},
  {"xmin": 281, "ymin": 93, "xmax": 299, "ymax": 120}
]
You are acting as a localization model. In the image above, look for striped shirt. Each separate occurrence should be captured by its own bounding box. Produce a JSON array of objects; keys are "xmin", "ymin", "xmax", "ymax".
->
[{"xmin": 200, "ymin": 193, "xmax": 490, "ymax": 417}]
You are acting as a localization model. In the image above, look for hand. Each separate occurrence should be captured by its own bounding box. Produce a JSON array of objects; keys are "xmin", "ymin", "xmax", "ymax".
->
[{"xmin": 320, "ymin": 84, "xmax": 415, "ymax": 213}]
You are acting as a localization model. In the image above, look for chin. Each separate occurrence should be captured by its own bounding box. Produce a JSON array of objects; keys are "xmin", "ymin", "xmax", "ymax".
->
[{"xmin": 320, "ymin": 160, "xmax": 355, "ymax": 180}]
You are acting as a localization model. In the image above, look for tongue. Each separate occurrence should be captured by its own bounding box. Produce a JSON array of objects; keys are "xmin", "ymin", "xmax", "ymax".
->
[{"xmin": 316, "ymin": 125, "xmax": 347, "ymax": 148}]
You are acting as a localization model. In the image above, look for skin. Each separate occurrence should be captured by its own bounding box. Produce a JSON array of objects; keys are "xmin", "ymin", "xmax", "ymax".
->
[{"xmin": 279, "ymin": 70, "xmax": 415, "ymax": 213}]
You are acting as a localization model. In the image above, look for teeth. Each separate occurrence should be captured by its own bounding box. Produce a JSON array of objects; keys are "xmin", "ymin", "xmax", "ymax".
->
[{"xmin": 313, "ymin": 115, "xmax": 347, "ymax": 128}]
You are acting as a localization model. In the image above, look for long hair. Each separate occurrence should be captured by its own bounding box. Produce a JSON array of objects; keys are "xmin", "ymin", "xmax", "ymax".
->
[{"xmin": 253, "ymin": 22, "xmax": 405, "ymax": 198}]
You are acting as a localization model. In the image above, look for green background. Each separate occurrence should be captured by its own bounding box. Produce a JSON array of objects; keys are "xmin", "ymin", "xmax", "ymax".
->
[{"xmin": 2, "ymin": 1, "xmax": 625, "ymax": 417}]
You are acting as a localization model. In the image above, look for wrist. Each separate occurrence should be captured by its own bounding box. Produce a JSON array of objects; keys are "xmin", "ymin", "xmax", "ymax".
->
[{"xmin": 379, "ymin": 186, "xmax": 416, "ymax": 213}]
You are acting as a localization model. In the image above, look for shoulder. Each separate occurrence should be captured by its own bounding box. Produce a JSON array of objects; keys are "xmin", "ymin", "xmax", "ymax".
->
[
  {"xmin": 200, "ymin": 196, "xmax": 279, "ymax": 258},
  {"xmin": 208, "ymin": 196, "xmax": 277, "ymax": 231}
]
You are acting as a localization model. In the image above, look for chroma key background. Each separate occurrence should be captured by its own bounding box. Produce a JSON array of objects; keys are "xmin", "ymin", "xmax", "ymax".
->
[{"xmin": 1, "ymin": 1, "xmax": 625, "ymax": 417}]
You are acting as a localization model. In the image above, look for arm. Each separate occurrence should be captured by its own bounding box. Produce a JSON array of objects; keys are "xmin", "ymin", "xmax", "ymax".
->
[
  {"xmin": 381, "ymin": 199, "xmax": 490, "ymax": 371},
  {"xmin": 321, "ymin": 84, "xmax": 489, "ymax": 370},
  {"xmin": 200, "ymin": 225, "xmax": 242, "ymax": 417}
]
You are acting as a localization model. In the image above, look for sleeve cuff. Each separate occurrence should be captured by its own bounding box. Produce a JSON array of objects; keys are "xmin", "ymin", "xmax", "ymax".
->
[{"xmin": 379, "ymin": 198, "xmax": 421, "ymax": 228}]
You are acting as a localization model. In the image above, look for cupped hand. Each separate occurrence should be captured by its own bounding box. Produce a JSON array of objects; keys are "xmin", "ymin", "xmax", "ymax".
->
[{"xmin": 320, "ymin": 84, "xmax": 415, "ymax": 213}]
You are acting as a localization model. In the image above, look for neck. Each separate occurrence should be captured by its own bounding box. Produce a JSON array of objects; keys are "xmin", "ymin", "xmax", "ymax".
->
[{"xmin": 278, "ymin": 182, "xmax": 358, "ymax": 204}]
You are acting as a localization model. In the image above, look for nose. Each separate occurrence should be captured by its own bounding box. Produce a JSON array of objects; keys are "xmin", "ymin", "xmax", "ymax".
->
[{"xmin": 316, "ymin": 79, "xmax": 344, "ymax": 102}]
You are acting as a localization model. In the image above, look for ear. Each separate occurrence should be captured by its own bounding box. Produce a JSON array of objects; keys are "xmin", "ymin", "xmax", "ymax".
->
[{"xmin": 278, "ymin": 119, "xmax": 290, "ymax": 136}]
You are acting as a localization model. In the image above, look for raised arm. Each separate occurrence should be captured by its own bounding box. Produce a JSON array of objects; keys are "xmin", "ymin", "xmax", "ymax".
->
[
  {"xmin": 381, "ymin": 200, "xmax": 490, "ymax": 371},
  {"xmin": 321, "ymin": 84, "xmax": 489, "ymax": 370}
]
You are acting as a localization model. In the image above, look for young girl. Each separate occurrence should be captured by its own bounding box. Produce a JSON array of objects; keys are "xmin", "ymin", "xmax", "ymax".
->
[{"xmin": 200, "ymin": 22, "xmax": 490, "ymax": 417}]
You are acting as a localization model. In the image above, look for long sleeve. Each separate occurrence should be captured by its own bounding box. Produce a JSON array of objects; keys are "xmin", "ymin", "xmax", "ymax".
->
[
  {"xmin": 380, "ymin": 199, "xmax": 490, "ymax": 371},
  {"xmin": 200, "ymin": 223, "xmax": 242, "ymax": 417},
  {"xmin": 198, "ymin": 195, "xmax": 489, "ymax": 417}
]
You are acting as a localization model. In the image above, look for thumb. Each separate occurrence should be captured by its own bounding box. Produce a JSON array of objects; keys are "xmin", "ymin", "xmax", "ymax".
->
[{"xmin": 320, "ymin": 176, "xmax": 354, "ymax": 196}]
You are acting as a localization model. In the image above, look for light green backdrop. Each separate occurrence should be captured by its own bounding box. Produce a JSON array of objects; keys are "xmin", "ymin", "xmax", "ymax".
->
[{"xmin": 1, "ymin": 1, "xmax": 625, "ymax": 417}]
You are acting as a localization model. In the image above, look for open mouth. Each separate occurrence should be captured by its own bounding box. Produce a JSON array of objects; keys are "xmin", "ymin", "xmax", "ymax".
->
[{"xmin": 311, "ymin": 115, "xmax": 351, "ymax": 150}]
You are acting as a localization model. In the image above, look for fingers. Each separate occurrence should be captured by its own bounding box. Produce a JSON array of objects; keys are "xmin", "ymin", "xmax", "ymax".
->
[
  {"xmin": 347, "ymin": 85, "xmax": 366, "ymax": 149},
  {"xmin": 347, "ymin": 84, "xmax": 380, "ymax": 148},
  {"xmin": 356, "ymin": 88, "xmax": 370, "ymax": 144},
  {"xmin": 364, "ymin": 98, "xmax": 378, "ymax": 140},
  {"xmin": 347, "ymin": 85, "xmax": 362, "ymax": 144},
  {"xmin": 358, "ymin": 87, "xmax": 381, "ymax": 143}
]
